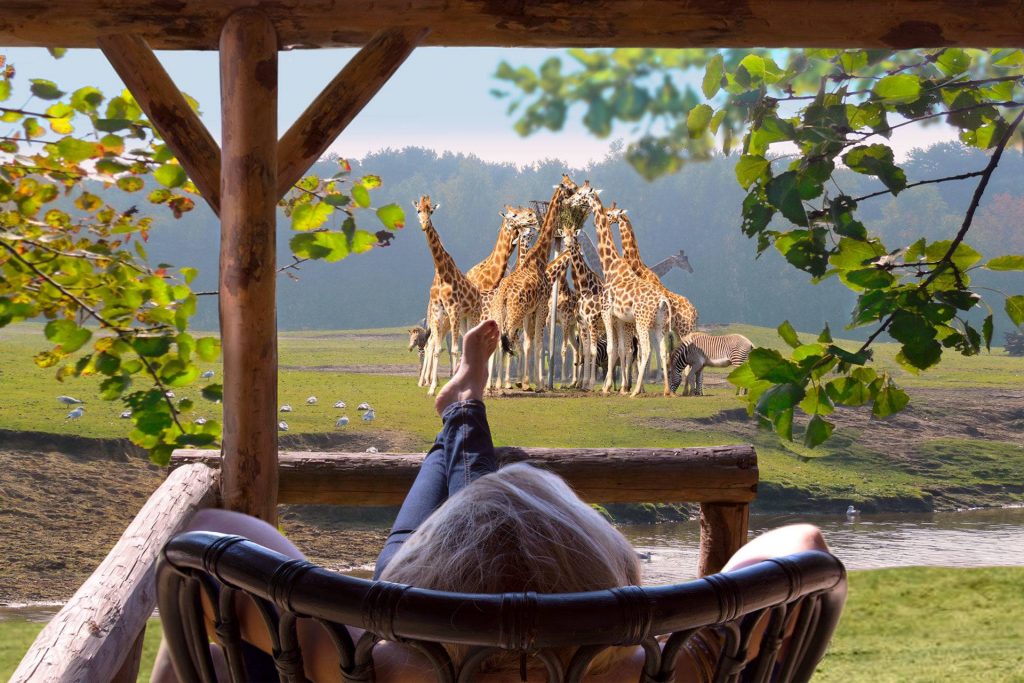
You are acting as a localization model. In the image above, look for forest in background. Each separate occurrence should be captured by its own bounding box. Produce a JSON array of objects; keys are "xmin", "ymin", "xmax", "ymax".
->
[{"xmin": 126, "ymin": 141, "xmax": 1023, "ymax": 337}]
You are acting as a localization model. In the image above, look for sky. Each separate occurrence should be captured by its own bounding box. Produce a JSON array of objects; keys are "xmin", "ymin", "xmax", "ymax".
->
[{"xmin": 3, "ymin": 46, "xmax": 960, "ymax": 167}]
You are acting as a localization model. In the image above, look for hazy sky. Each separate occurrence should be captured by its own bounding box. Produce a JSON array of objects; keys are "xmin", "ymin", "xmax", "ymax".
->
[{"xmin": 4, "ymin": 46, "xmax": 958, "ymax": 167}]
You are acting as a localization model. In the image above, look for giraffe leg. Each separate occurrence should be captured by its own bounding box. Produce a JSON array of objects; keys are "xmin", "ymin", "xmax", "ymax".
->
[
  {"xmin": 601, "ymin": 312, "xmax": 617, "ymax": 395},
  {"xmin": 533, "ymin": 305, "xmax": 548, "ymax": 390},
  {"xmin": 617, "ymin": 320, "xmax": 633, "ymax": 396},
  {"xmin": 426, "ymin": 323, "xmax": 444, "ymax": 396},
  {"xmin": 657, "ymin": 308, "xmax": 672, "ymax": 396},
  {"xmin": 588, "ymin": 322, "xmax": 600, "ymax": 391},
  {"xmin": 631, "ymin": 327, "xmax": 653, "ymax": 398}
]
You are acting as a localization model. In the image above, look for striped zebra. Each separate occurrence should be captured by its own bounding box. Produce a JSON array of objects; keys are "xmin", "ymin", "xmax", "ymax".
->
[{"xmin": 669, "ymin": 332, "xmax": 754, "ymax": 396}]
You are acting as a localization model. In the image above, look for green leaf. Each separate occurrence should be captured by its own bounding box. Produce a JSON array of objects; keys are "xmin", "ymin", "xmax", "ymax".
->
[
  {"xmin": 44, "ymin": 320, "xmax": 92, "ymax": 353},
  {"xmin": 56, "ymin": 137, "xmax": 101, "ymax": 163},
  {"xmin": 982, "ymin": 314, "xmax": 993, "ymax": 351},
  {"xmin": 735, "ymin": 155, "xmax": 770, "ymax": 189},
  {"xmin": 804, "ymin": 414, "xmax": 834, "ymax": 448},
  {"xmin": 376, "ymin": 203, "xmax": 405, "ymax": 231},
  {"xmin": 116, "ymin": 176, "xmax": 144, "ymax": 192},
  {"xmin": 765, "ymin": 171, "xmax": 807, "ymax": 226},
  {"xmin": 686, "ymin": 104, "xmax": 713, "ymax": 138},
  {"xmin": 351, "ymin": 183, "xmax": 371, "ymax": 208},
  {"xmin": 136, "ymin": 410, "xmax": 173, "ymax": 435},
  {"xmin": 291, "ymin": 201, "xmax": 335, "ymax": 231},
  {"xmin": 702, "ymin": 53, "xmax": 725, "ymax": 99},
  {"xmin": 201, "ymin": 383, "xmax": 223, "ymax": 402},
  {"xmin": 826, "ymin": 377, "xmax": 869, "ymax": 406},
  {"xmin": 777, "ymin": 320, "xmax": 801, "ymax": 348},
  {"xmin": 133, "ymin": 336, "xmax": 172, "ymax": 357},
  {"xmin": 756, "ymin": 382, "xmax": 805, "ymax": 417},
  {"xmin": 99, "ymin": 375, "xmax": 130, "ymax": 400},
  {"xmin": 842, "ymin": 144, "xmax": 906, "ymax": 194},
  {"xmin": 818, "ymin": 324, "xmax": 833, "ymax": 344},
  {"xmin": 70, "ymin": 86, "xmax": 104, "ymax": 113},
  {"xmin": 149, "ymin": 444, "xmax": 176, "ymax": 467},
  {"xmin": 873, "ymin": 385, "xmax": 910, "ymax": 418},
  {"xmin": 936, "ymin": 49, "xmax": 971, "ymax": 76},
  {"xmin": 30, "ymin": 79, "xmax": 65, "ymax": 100},
  {"xmin": 154, "ymin": 164, "xmax": 187, "ymax": 188},
  {"xmin": 872, "ymin": 74, "xmax": 921, "ymax": 104},
  {"xmin": 1006, "ymin": 295, "xmax": 1024, "ymax": 327},
  {"xmin": 161, "ymin": 360, "xmax": 199, "ymax": 387},
  {"xmin": 0, "ymin": 79, "xmax": 11, "ymax": 102},
  {"xmin": 196, "ymin": 337, "xmax": 221, "ymax": 362},
  {"xmin": 799, "ymin": 385, "xmax": 834, "ymax": 416},
  {"xmin": 360, "ymin": 174, "xmax": 382, "ymax": 189},
  {"xmin": 984, "ymin": 255, "xmax": 1024, "ymax": 271},
  {"xmin": 830, "ymin": 237, "xmax": 885, "ymax": 270},
  {"xmin": 748, "ymin": 348, "xmax": 802, "ymax": 383},
  {"xmin": 180, "ymin": 267, "xmax": 198, "ymax": 284}
]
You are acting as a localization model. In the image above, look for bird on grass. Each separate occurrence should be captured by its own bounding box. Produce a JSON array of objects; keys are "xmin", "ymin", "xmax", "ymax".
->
[
  {"xmin": 362, "ymin": 408, "xmax": 376, "ymax": 422},
  {"xmin": 335, "ymin": 416, "xmax": 349, "ymax": 428},
  {"xmin": 66, "ymin": 407, "xmax": 84, "ymax": 420},
  {"xmin": 195, "ymin": 417, "xmax": 208, "ymax": 425},
  {"xmin": 200, "ymin": 370, "xmax": 215, "ymax": 379},
  {"xmin": 365, "ymin": 446, "xmax": 379, "ymax": 453},
  {"xmin": 278, "ymin": 421, "xmax": 289, "ymax": 431},
  {"xmin": 306, "ymin": 396, "xmax": 318, "ymax": 405},
  {"xmin": 57, "ymin": 396, "xmax": 84, "ymax": 405},
  {"xmin": 357, "ymin": 402, "xmax": 371, "ymax": 411},
  {"xmin": 280, "ymin": 405, "xmax": 293, "ymax": 413},
  {"xmin": 333, "ymin": 400, "xmax": 347, "ymax": 409},
  {"xmin": 120, "ymin": 410, "xmax": 133, "ymax": 419}
]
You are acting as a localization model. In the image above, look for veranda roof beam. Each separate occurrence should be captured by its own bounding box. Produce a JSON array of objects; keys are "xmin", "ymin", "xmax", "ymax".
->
[
  {"xmin": 2, "ymin": 1, "xmax": 1023, "ymax": 49},
  {"xmin": 98, "ymin": 34, "xmax": 223, "ymax": 215},
  {"xmin": 277, "ymin": 26, "xmax": 428, "ymax": 198}
]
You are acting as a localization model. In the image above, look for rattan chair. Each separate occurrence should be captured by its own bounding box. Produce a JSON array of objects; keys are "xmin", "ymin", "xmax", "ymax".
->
[{"xmin": 157, "ymin": 531, "xmax": 847, "ymax": 683}]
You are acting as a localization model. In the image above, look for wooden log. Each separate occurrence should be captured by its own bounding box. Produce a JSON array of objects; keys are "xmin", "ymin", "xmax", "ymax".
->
[
  {"xmin": 698, "ymin": 502, "xmax": 751, "ymax": 577},
  {"xmin": 98, "ymin": 33, "xmax": 223, "ymax": 215},
  {"xmin": 218, "ymin": 9, "xmax": 280, "ymax": 524},
  {"xmin": 172, "ymin": 444, "xmax": 758, "ymax": 505},
  {"xmin": 276, "ymin": 27, "xmax": 427, "ymax": 197},
  {"xmin": 109, "ymin": 629, "xmax": 145, "ymax": 683},
  {"xmin": 10, "ymin": 463, "xmax": 219, "ymax": 683},
  {"xmin": 2, "ymin": 2, "xmax": 1023, "ymax": 49}
]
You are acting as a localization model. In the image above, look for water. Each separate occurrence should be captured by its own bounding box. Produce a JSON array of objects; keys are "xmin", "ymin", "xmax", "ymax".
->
[
  {"xmin": 5, "ymin": 508, "xmax": 1022, "ymax": 621},
  {"xmin": 622, "ymin": 506, "xmax": 1024, "ymax": 585}
]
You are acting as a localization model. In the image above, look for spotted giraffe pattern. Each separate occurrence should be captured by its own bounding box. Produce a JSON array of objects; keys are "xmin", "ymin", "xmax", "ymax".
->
[
  {"xmin": 544, "ymin": 240, "xmax": 579, "ymax": 385},
  {"xmin": 565, "ymin": 230, "xmax": 604, "ymax": 390},
  {"xmin": 415, "ymin": 195, "xmax": 481, "ymax": 396}
]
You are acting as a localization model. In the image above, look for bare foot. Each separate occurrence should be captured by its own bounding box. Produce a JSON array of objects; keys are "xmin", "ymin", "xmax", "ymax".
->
[{"xmin": 435, "ymin": 320, "xmax": 500, "ymax": 416}]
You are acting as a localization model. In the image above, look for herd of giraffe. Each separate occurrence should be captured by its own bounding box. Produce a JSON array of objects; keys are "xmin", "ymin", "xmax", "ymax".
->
[{"xmin": 411, "ymin": 175, "xmax": 699, "ymax": 397}]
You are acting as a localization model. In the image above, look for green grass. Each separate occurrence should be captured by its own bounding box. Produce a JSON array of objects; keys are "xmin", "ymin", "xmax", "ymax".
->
[{"xmin": 3, "ymin": 568, "xmax": 1022, "ymax": 681}]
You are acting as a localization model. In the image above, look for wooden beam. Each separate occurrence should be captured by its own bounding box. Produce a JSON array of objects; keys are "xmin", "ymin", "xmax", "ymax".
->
[
  {"xmin": 10, "ymin": 463, "xmax": 219, "ymax": 683},
  {"xmin": 218, "ymin": 9, "xmax": 280, "ymax": 523},
  {"xmin": 277, "ymin": 27, "xmax": 427, "ymax": 198},
  {"xmin": 698, "ymin": 502, "xmax": 751, "ymax": 577},
  {"xmin": 2, "ymin": 2, "xmax": 1023, "ymax": 49},
  {"xmin": 97, "ymin": 34, "xmax": 222, "ymax": 216},
  {"xmin": 171, "ymin": 444, "xmax": 759, "ymax": 505}
]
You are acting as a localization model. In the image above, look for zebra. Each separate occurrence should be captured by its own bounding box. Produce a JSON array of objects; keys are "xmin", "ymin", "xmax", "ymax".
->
[{"xmin": 668, "ymin": 332, "xmax": 754, "ymax": 396}]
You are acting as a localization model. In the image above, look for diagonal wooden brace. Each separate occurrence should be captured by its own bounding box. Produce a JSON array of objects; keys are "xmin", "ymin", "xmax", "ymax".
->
[
  {"xmin": 276, "ymin": 26, "xmax": 428, "ymax": 198},
  {"xmin": 98, "ymin": 33, "xmax": 223, "ymax": 215}
]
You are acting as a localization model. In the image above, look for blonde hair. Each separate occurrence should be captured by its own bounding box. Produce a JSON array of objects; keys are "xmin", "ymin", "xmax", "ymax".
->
[{"xmin": 380, "ymin": 462, "xmax": 641, "ymax": 673}]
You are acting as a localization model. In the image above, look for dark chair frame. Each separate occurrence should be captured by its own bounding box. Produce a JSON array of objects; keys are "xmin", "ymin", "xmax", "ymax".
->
[{"xmin": 158, "ymin": 531, "xmax": 847, "ymax": 683}]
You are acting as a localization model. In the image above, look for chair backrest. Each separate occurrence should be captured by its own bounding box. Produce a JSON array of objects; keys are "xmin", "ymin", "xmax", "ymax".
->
[{"xmin": 158, "ymin": 531, "xmax": 847, "ymax": 683}]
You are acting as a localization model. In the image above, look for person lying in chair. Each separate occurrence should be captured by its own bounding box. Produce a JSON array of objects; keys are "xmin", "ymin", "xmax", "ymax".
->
[{"xmin": 155, "ymin": 320, "xmax": 840, "ymax": 682}]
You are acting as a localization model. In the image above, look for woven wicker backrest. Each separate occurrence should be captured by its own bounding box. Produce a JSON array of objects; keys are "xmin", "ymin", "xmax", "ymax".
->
[{"xmin": 158, "ymin": 531, "xmax": 846, "ymax": 683}]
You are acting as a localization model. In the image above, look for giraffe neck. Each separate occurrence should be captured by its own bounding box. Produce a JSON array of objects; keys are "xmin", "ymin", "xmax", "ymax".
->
[
  {"xmin": 524, "ymin": 185, "xmax": 565, "ymax": 267},
  {"xmin": 470, "ymin": 218, "xmax": 515, "ymax": 290},
  {"xmin": 514, "ymin": 230, "xmax": 530, "ymax": 271},
  {"xmin": 617, "ymin": 214, "xmax": 645, "ymax": 271},
  {"xmin": 568, "ymin": 243, "xmax": 594, "ymax": 292},
  {"xmin": 421, "ymin": 216, "xmax": 460, "ymax": 284},
  {"xmin": 649, "ymin": 256, "xmax": 674, "ymax": 277},
  {"xmin": 545, "ymin": 248, "xmax": 572, "ymax": 282},
  {"xmin": 590, "ymin": 195, "xmax": 620, "ymax": 273}
]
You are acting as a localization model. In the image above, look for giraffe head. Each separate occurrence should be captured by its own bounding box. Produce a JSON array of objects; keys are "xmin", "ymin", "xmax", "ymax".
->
[
  {"xmin": 605, "ymin": 202, "xmax": 628, "ymax": 224},
  {"xmin": 674, "ymin": 249, "xmax": 694, "ymax": 273},
  {"xmin": 573, "ymin": 180, "xmax": 602, "ymax": 214},
  {"xmin": 413, "ymin": 195, "xmax": 439, "ymax": 230},
  {"xmin": 505, "ymin": 205, "xmax": 539, "ymax": 238}
]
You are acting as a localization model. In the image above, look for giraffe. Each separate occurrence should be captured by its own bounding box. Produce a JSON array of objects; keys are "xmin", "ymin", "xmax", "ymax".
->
[
  {"xmin": 414, "ymin": 195, "xmax": 481, "ymax": 396},
  {"xmin": 564, "ymin": 228, "xmax": 604, "ymax": 390},
  {"xmin": 649, "ymin": 249, "xmax": 693, "ymax": 277},
  {"xmin": 544, "ymin": 230, "xmax": 579, "ymax": 386},
  {"xmin": 490, "ymin": 175, "xmax": 584, "ymax": 390},
  {"xmin": 606, "ymin": 205, "xmax": 699, "ymax": 382},
  {"xmin": 579, "ymin": 183, "xmax": 673, "ymax": 396}
]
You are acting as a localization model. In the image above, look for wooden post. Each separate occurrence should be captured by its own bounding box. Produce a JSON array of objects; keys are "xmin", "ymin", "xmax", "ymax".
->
[
  {"xmin": 219, "ymin": 9, "xmax": 280, "ymax": 523},
  {"xmin": 698, "ymin": 502, "xmax": 750, "ymax": 576},
  {"xmin": 110, "ymin": 629, "xmax": 146, "ymax": 683}
]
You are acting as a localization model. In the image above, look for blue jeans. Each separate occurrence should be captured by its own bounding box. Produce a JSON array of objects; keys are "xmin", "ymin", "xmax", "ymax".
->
[{"xmin": 373, "ymin": 399, "xmax": 497, "ymax": 579}]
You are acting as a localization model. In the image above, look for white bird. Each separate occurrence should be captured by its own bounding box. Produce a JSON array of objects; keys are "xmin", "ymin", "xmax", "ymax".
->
[
  {"xmin": 194, "ymin": 417, "xmax": 208, "ymax": 425},
  {"xmin": 362, "ymin": 408, "xmax": 375, "ymax": 422},
  {"xmin": 357, "ymin": 402, "xmax": 371, "ymax": 411},
  {"xmin": 280, "ymin": 404, "xmax": 293, "ymax": 412},
  {"xmin": 335, "ymin": 415, "xmax": 349, "ymax": 428},
  {"xmin": 66, "ymin": 407, "xmax": 84, "ymax": 420},
  {"xmin": 57, "ymin": 395, "xmax": 84, "ymax": 405},
  {"xmin": 278, "ymin": 421, "xmax": 289, "ymax": 431},
  {"xmin": 306, "ymin": 396, "xmax": 318, "ymax": 405},
  {"xmin": 333, "ymin": 400, "xmax": 347, "ymax": 409},
  {"xmin": 200, "ymin": 370, "xmax": 215, "ymax": 379},
  {"xmin": 846, "ymin": 505, "xmax": 860, "ymax": 518},
  {"xmin": 165, "ymin": 390, "xmax": 175, "ymax": 399},
  {"xmin": 119, "ymin": 410, "xmax": 133, "ymax": 419},
  {"xmin": 365, "ymin": 446, "xmax": 378, "ymax": 453}
]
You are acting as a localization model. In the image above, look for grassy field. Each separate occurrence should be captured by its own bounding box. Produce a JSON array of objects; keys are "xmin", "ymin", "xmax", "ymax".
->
[
  {"xmin": 2, "ymin": 322, "xmax": 1022, "ymax": 511},
  {"xmin": 3, "ymin": 567, "xmax": 1022, "ymax": 681}
]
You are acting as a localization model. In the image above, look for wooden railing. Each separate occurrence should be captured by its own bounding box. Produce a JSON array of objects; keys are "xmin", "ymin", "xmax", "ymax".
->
[
  {"xmin": 10, "ymin": 463, "xmax": 219, "ymax": 683},
  {"xmin": 13, "ymin": 444, "xmax": 756, "ymax": 681}
]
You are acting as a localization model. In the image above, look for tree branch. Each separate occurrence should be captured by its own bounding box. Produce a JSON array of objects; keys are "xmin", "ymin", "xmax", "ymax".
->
[{"xmin": 850, "ymin": 170, "xmax": 987, "ymax": 203}]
